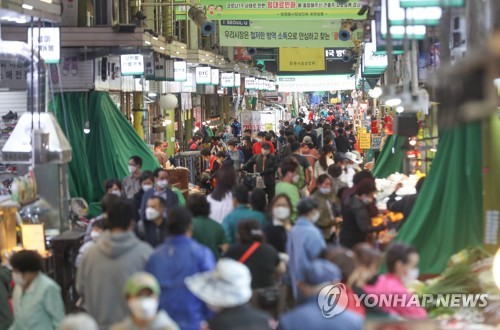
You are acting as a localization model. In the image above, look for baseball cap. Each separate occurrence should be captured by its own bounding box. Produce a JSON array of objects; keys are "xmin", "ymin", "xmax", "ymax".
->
[
  {"xmin": 304, "ymin": 259, "xmax": 342, "ymax": 285},
  {"xmin": 302, "ymin": 136, "xmax": 313, "ymax": 144},
  {"xmin": 124, "ymin": 272, "xmax": 160, "ymax": 297}
]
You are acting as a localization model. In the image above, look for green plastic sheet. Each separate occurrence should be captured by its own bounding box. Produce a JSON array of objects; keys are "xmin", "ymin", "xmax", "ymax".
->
[
  {"xmin": 372, "ymin": 134, "xmax": 405, "ymax": 178},
  {"xmin": 50, "ymin": 92, "xmax": 160, "ymax": 215},
  {"xmin": 395, "ymin": 122, "xmax": 483, "ymax": 274}
]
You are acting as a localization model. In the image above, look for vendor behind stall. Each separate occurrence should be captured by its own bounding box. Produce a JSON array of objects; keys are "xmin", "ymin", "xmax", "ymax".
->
[{"xmin": 386, "ymin": 177, "xmax": 426, "ymax": 229}]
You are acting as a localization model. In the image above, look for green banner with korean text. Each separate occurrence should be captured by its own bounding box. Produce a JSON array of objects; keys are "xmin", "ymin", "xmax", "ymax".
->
[
  {"xmin": 219, "ymin": 19, "xmax": 362, "ymax": 48},
  {"xmin": 201, "ymin": 0, "xmax": 365, "ymax": 20}
]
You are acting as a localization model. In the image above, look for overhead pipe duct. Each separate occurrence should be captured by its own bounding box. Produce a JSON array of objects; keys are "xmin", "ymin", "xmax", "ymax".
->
[
  {"xmin": 188, "ymin": 7, "xmax": 215, "ymax": 36},
  {"xmin": 0, "ymin": 41, "xmax": 71, "ymax": 164}
]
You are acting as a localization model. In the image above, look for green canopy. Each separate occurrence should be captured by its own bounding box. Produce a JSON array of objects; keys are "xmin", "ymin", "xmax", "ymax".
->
[
  {"xmin": 372, "ymin": 134, "xmax": 405, "ymax": 178},
  {"xmin": 395, "ymin": 121, "xmax": 483, "ymax": 274},
  {"xmin": 50, "ymin": 92, "xmax": 160, "ymax": 215}
]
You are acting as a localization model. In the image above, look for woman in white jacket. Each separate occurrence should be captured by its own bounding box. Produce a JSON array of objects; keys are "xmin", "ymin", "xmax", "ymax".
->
[
  {"xmin": 314, "ymin": 145, "xmax": 335, "ymax": 179},
  {"xmin": 207, "ymin": 165, "xmax": 237, "ymax": 223}
]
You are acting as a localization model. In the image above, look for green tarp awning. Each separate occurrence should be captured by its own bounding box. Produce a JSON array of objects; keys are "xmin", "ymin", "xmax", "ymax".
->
[
  {"xmin": 395, "ymin": 122, "xmax": 483, "ymax": 274},
  {"xmin": 372, "ymin": 134, "xmax": 406, "ymax": 179},
  {"xmin": 50, "ymin": 92, "xmax": 160, "ymax": 214}
]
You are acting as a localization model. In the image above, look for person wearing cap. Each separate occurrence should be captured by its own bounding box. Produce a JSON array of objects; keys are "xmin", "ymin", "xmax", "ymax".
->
[
  {"xmin": 279, "ymin": 259, "xmax": 363, "ymax": 330},
  {"xmin": 334, "ymin": 128, "xmax": 352, "ymax": 153},
  {"xmin": 243, "ymin": 142, "xmax": 279, "ymax": 201},
  {"xmin": 60, "ymin": 313, "xmax": 99, "ymax": 330},
  {"xmin": 300, "ymin": 136, "xmax": 320, "ymax": 169},
  {"xmin": 185, "ymin": 259, "xmax": 272, "ymax": 330},
  {"xmin": 286, "ymin": 198, "xmax": 326, "ymax": 301},
  {"xmin": 342, "ymin": 151, "xmax": 362, "ymax": 187},
  {"xmin": 145, "ymin": 208, "xmax": 215, "ymax": 330},
  {"xmin": 298, "ymin": 124, "xmax": 318, "ymax": 147},
  {"xmin": 110, "ymin": 272, "xmax": 179, "ymax": 330}
]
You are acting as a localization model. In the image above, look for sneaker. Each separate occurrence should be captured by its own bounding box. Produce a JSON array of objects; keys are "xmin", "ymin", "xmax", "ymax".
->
[{"xmin": 2, "ymin": 111, "xmax": 17, "ymax": 121}]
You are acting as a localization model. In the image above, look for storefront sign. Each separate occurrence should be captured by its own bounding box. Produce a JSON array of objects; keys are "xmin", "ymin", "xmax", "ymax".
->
[
  {"xmin": 211, "ymin": 68, "xmax": 220, "ymax": 85},
  {"xmin": 196, "ymin": 66, "xmax": 211, "ymax": 84},
  {"xmin": 234, "ymin": 73, "xmax": 241, "ymax": 87},
  {"xmin": 220, "ymin": 20, "xmax": 362, "ymax": 48},
  {"xmin": 120, "ymin": 54, "xmax": 144, "ymax": 76},
  {"xmin": 144, "ymin": 55, "xmax": 155, "ymax": 79},
  {"xmin": 359, "ymin": 132, "xmax": 371, "ymax": 149},
  {"xmin": 276, "ymin": 75, "xmax": 355, "ymax": 92},
  {"xmin": 221, "ymin": 72, "xmax": 235, "ymax": 87},
  {"xmin": 21, "ymin": 224, "xmax": 46, "ymax": 254},
  {"xmin": 371, "ymin": 133, "xmax": 382, "ymax": 150},
  {"xmin": 165, "ymin": 59, "xmax": 175, "ymax": 81},
  {"xmin": 28, "ymin": 27, "xmax": 61, "ymax": 64},
  {"xmin": 245, "ymin": 77, "xmax": 256, "ymax": 89},
  {"xmin": 154, "ymin": 56, "xmax": 166, "ymax": 80},
  {"xmin": 174, "ymin": 61, "xmax": 187, "ymax": 81},
  {"xmin": 279, "ymin": 48, "xmax": 325, "ymax": 72},
  {"xmin": 363, "ymin": 42, "xmax": 387, "ymax": 76},
  {"xmin": 325, "ymin": 48, "xmax": 348, "ymax": 60},
  {"xmin": 201, "ymin": 0, "xmax": 365, "ymax": 20}
]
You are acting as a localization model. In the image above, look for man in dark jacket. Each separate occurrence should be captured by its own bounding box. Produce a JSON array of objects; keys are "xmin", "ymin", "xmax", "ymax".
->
[
  {"xmin": 244, "ymin": 143, "xmax": 278, "ymax": 200},
  {"xmin": 334, "ymin": 128, "xmax": 352, "ymax": 153},
  {"xmin": 136, "ymin": 196, "xmax": 168, "ymax": 248},
  {"xmin": 387, "ymin": 177, "xmax": 426, "ymax": 229},
  {"xmin": 140, "ymin": 168, "xmax": 179, "ymax": 221}
]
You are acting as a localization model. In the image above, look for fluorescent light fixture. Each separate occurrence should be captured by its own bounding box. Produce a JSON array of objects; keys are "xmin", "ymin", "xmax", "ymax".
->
[
  {"xmin": 159, "ymin": 46, "xmax": 165, "ymax": 50},
  {"xmin": 430, "ymin": 146, "xmax": 437, "ymax": 152},
  {"xmin": 381, "ymin": 0, "xmax": 426, "ymax": 40},
  {"xmin": 399, "ymin": 0, "xmax": 464, "ymax": 8},
  {"xmin": 148, "ymin": 92, "xmax": 157, "ymax": 98},
  {"xmin": 388, "ymin": 0, "xmax": 441, "ymax": 26},
  {"xmin": 153, "ymin": 36, "xmax": 158, "ymax": 40},
  {"xmin": 145, "ymin": 40, "xmax": 151, "ymax": 45},
  {"xmin": 22, "ymin": 4, "xmax": 33, "ymax": 10},
  {"xmin": 386, "ymin": 98, "xmax": 402, "ymax": 107},
  {"xmin": 396, "ymin": 106, "xmax": 405, "ymax": 112}
]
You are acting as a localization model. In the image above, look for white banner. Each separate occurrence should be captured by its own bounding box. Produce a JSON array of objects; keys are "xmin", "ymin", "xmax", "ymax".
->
[{"xmin": 276, "ymin": 75, "xmax": 355, "ymax": 92}]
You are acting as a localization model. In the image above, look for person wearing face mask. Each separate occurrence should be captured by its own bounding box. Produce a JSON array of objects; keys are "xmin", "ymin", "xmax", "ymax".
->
[
  {"xmin": 111, "ymin": 272, "xmax": 179, "ymax": 330},
  {"xmin": 132, "ymin": 171, "xmax": 154, "ymax": 219},
  {"xmin": 136, "ymin": 196, "xmax": 168, "ymax": 248},
  {"xmin": 275, "ymin": 157, "xmax": 301, "ymax": 223},
  {"xmin": 264, "ymin": 194, "xmax": 293, "ymax": 254},
  {"xmin": 334, "ymin": 128, "xmax": 352, "ymax": 153},
  {"xmin": 76, "ymin": 219, "xmax": 105, "ymax": 268},
  {"xmin": 185, "ymin": 259, "xmax": 272, "ymax": 330},
  {"xmin": 105, "ymin": 178, "xmax": 124, "ymax": 197},
  {"xmin": 340, "ymin": 179, "xmax": 386, "ymax": 249},
  {"xmin": 140, "ymin": 168, "xmax": 179, "ymax": 223},
  {"xmin": 77, "ymin": 198, "xmax": 154, "ymax": 329},
  {"xmin": 312, "ymin": 175, "xmax": 341, "ymax": 243},
  {"xmin": 341, "ymin": 152, "xmax": 362, "ymax": 188},
  {"xmin": 9, "ymin": 250, "xmax": 65, "ymax": 330},
  {"xmin": 314, "ymin": 145, "xmax": 335, "ymax": 179},
  {"xmin": 328, "ymin": 164, "xmax": 349, "ymax": 197},
  {"xmin": 240, "ymin": 136, "xmax": 254, "ymax": 163},
  {"xmin": 123, "ymin": 156, "xmax": 143, "ymax": 199},
  {"xmin": 364, "ymin": 243, "xmax": 427, "ymax": 319},
  {"xmin": 286, "ymin": 198, "xmax": 326, "ymax": 301},
  {"xmin": 226, "ymin": 140, "xmax": 245, "ymax": 171},
  {"xmin": 244, "ymin": 143, "xmax": 278, "ymax": 201}
]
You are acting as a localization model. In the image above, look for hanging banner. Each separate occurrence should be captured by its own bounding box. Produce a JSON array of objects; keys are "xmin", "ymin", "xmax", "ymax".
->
[
  {"xmin": 201, "ymin": 0, "xmax": 365, "ymax": 20},
  {"xmin": 220, "ymin": 20, "xmax": 362, "ymax": 48},
  {"xmin": 144, "ymin": 55, "xmax": 155, "ymax": 79},
  {"xmin": 221, "ymin": 72, "xmax": 235, "ymax": 87},
  {"xmin": 245, "ymin": 77, "xmax": 256, "ymax": 89},
  {"xmin": 121, "ymin": 54, "xmax": 144, "ymax": 76},
  {"xmin": 154, "ymin": 56, "xmax": 166, "ymax": 80},
  {"xmin": 211, "ymin": 68, "xmax": 220, "ymax": 85},
  {"xmin": 27, "ymin": 27, "xmax": 61, "ymax": 64},
  {"xmin": 276, "ymin": 75, "xmax": 355, "ymax": 92},
  {"xmin": 279, "ymin": 48, "xmax": 325, "ymax": 72},
  {"xmin": 174, "ymin": 61, "xmax": 187, "ymax": 82},
  {"xmin": 234, "ymin": 73, "xmax": 241, "ymax": 87},
  {"xmin": 196, "ymin": 66, "xmax": 211, "ymax": 84}
]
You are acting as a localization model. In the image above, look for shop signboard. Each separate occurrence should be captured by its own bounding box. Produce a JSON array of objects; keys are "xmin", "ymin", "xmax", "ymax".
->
[
  {"xmin": 200, "ymin": 0, "xmax": 365, "ymax": 20},
  {"xmin": 219, "ymin": 20, "xmax": 362, "ymax": 48},
  {"xmin": 120, "ymin": 54, "xmax": 144, "ymax": 76},
  {"xmin": 174, "ymin": 61, "xmax": 187, "ymax": 82},
  {"xmin": 144, "ymin": 55, "xmax": 155, "ymax": 79},
  {"xmin": 240, "ymin": 111, "xmax": 261, "ymax": 132},
  {"xmin": 234, "ymin": 73, "xmax": 241, "ymax": 87},
  {"xmin": 371, "ymin": 134, "xmax": 382, "ymax": 150},
  {"xmin": 165, "ymin": 59, "xmax": 175, "ymax": 81},
  {"xmin": 359, "ymin": 132, "xmax": 371, "ymax": 149},
  {"xmin": 221, "ymin": 72, "xmax": 235, "ymax": 87},
  {"xmin": 154, "ymin": 56, "xmax": 166, "ymax": 80},
  {"xmin": 211, "ymin": 68, "xmax": 220, "ymax": 85},
  {"xmin": 279, "ymin": 48, "xmax": 325, "ymax": 72},
  {"xmin": 28, "ymin": 27, "xmax": 61, "ymax": 64},
  {"xmin": 245, "ymin": 77, "xmax": 256, "ymax": 89},
  {"xmin": 196, "ymin": 66, "xmax": 211, "ymax": 84},
  {"xmin": 276, "ymin": 75, "xmax": 355, "ymax": 92}
]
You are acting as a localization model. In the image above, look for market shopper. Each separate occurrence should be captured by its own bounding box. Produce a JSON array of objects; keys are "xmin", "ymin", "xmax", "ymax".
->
[
  {"xmin": 132, "ymin": 171, "xmax": 154, "ymax": 218},
  {"xmin": 105, "ymin": 178, "xmax": 123, "ymax": 197},
  {"xmin": 289, "ymin": 142, "xmax": 313, "ymax": 197},
  {"xmin": 188, "ymin": 194, "xmax": 228, "ymax": 259},
  {"xmin": 140, "ymin": 168, "xmax": 179, "ymax": 221},
  {"xmin": 279, "ymin": 259, "xmax": 363, "ymax": 330},
  {"xmin": 123, "ymin": 156, "xmax": 143, "ymax": 198},
  {"xmin": 60, "ymin": 313, "xmax": 98, "ymax": 330},
  {"xmin": 340, "ymin": 179, "xmax": 386, "ymax": 249},
  {"xmin": 9, "ymin": 250, "xmax": 65, "ymax": 330},
  {"xmin": 364, "ymin": 243, "xmax": 427, "ymax": 319},
  {"xmin": 136, "ymin": 196, "xmax": 168, "ymax": 248},
  {"xmin": 286, "ymin": 198, "xmax": 326, "ymax": 300},
  {"xmin": 387, "ymin": 177, "xmax": 426, "ymax": 227},
  {"xmin": 153, "ymin": 141, "xmax": 168, "ymax": 168},
  {"xmin": 328, "ymin": 164, "xmax": 349, "ymax": 197},
  {"xmin": 312, "ymin": 174, "xmax": 341, "ymax": 243},
  {"xmin": 334, "ymin": 128, "xmax": 352, "ymax": 153},
  {"xmin": 263, "ymin": 194, "xmax": 293, "ymax": 254},
  {"xmin": 0, "ymin": 256, "xmax": 13, "ymax": 329},
  {"xmin": 240, "ymin": 136, "xmax": 254, "ymax": 163},
  {"xmin": 206, "ymin": 165, "xmax": 236, "ymax": 224},
  {"xmin": 226, "ymin": 140, "xmax": 245, "ymax": 171},
  {"xmin": 110, "ymin": 272, "xmax": 179, "ymax": 330},
  {"xmin": 275, "ymin": 157, "xmax": 301, "ymax": 223},
  {"xmin": 244, "ymin": 143, "xmax": 279, "ymax": 200},
  {"xmin": 222, "ymin": 185, "xmax": 267, "ymax": 244},
  {"xmin": 314, "ymin": 145, "xmax": 335, "ymax": 179},
  {"xmin": 77, "ymin": 198, "xmax": 154, "ymax": 330},
  {"xmin": 146, "ymin": 207, "xmax": 215, "ymax": 330},
  {"xmin": 75, "ymin": 219, "xmax": 105, "ymax": 268},
  {"xmin": 185, "ymin": 259, "xmax": 272, "ymax": 330}
]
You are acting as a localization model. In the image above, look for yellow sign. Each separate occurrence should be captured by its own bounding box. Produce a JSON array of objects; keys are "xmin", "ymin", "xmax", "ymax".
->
[
  {"xmin": 279, "ymin": 48, "xmax": 325, "ymax": 72},
  {"xmin": 21, "ymin": 224, "xmax": 46, "ymax": 254},
  {"xmin": 359, "ymin": 132, "xmax": 371, "ymax": 149},
  {"xmin": 265, "ymin": 123, "xmax": 273, "ymax": 131},
  {"xmin": 358, "ymin": 127, "xmax": 367, "ymax": 134}
]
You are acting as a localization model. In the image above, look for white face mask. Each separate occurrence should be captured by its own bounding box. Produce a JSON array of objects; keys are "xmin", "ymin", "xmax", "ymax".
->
[
  {"xmin": 292, "ymin": 174, "xmax": 300, "ymax": 183},
  {"xmin": 319, "ymin": 187, "xmax": 331, "ymax": 195},
  {"xmin": 145, "ymin": 207, "xmax": 161, "ymax": 221},
  {"xmin": 90, "ymin": 231, "xmax": 101, "ymax": 241},
  {"xmin": 110, "ymin": 190, "xmax": 122, "ymax": 197},
  {"xmin": 156, "ymin": 180, "xmax": 168, "ymax": 189},
  {"xmin": 128, "ymin": 165, "xmax": 136, "ymax": 174},
  {"xmin": 257, "ymin": 138, "xmax": 262, "ymax": 143},
  {"xmin": 262, "ymin": 150, "xmax": 270, "ymax": 156},
  {"xmin": 360, "ymin": 196, "xmax": 374, "ymax": 205},
  {"xmin": 128, "ymin": 297, "xmax": 159, "ymax": 321},
  {"xmin": 273, "ymin": 206, "xmax": 291, "ymax": 220},
  {"xmin": 310, "ymin": 211, "xmax": 321, "ymax": 223},
  {"xmin": 404, "ymin": 268, "xmax": 419, "ymax": 284},
  {"xmin": 12, "ymin": 272, "xmax": 25, "ymax": 286},
  {"xmin": 142, "ymin": 184, "xmax": 153, "ymax": 192},
  {"xmin": 346, "ymin": 164, "xmax": 354, "ymax": 170}
]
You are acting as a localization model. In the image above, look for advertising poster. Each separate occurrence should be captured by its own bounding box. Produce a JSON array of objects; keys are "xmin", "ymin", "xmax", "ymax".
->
[{"xmin": 279, "ymin": 48, "xmax": 325, "ymax": 72}]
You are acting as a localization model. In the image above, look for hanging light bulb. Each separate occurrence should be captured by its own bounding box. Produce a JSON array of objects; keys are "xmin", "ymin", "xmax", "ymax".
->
[
  {"xmin": 382, "ymin": 85, "xmax": 402, "ymax": 107},
  {"xmin": 83, "ymin": 121, "xmax": 90, "ymax": 134},
  {"xmin": 409, "ymin": 137, "xmax": 417, "ymax": 146}
]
